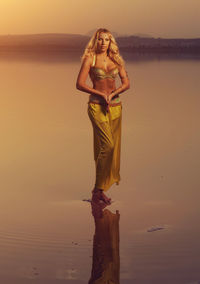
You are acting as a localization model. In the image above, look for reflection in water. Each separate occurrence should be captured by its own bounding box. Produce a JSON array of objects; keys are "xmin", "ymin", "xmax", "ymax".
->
[{"xmin": 88, "ymin": 204, "xmax": 120, "ymax": 284}]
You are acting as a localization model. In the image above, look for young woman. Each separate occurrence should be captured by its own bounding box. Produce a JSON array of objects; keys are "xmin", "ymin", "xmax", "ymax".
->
[{"xmin": 76, "ymin": 28, "xmax": 130, "ymax": 205}]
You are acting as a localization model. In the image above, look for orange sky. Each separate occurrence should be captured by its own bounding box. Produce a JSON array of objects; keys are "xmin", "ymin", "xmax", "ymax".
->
[{"xmin": 0, "ymin": 0, "xmax": 199, "ymax": 38}]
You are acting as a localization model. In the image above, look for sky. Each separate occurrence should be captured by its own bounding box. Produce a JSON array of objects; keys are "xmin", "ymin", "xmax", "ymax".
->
[{"xmin": 0, "ymin": 0, "xmax": 199, "ymax": 38}]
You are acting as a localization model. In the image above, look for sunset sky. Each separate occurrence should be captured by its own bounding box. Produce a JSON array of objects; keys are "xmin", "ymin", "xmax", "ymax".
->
[{"xmin": 0, "ymin": 0, "xmax": 199, "ymax": 38}]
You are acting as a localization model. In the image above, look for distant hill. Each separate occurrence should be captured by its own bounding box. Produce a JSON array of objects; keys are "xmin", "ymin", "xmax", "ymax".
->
[
  {"xmin": 121, "ymin": 36, "xmax": 200, "ymax": 55},
  {"xmin": 132, "ymin": 33, "xmax": 153, "ymax": 38},
  {"xmin": 0, "ymin": 33, "xmax": 200, "ymax": 54},
  {"xmin": 86, "ymin": 29, "xmax": 120, "ymax": 38},
  {"xmin": 85, "ymin": 30, "xmax": 153, "ymax": 38},
  {"xmin": 0, "ymin": 33, "xmax": 90, "ymax": 51}
]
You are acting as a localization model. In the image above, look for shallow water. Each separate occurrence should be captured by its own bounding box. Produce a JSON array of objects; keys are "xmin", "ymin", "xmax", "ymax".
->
[{"xmin": 0, "ymin": 51, "xmax": 200, "ymax": 283}]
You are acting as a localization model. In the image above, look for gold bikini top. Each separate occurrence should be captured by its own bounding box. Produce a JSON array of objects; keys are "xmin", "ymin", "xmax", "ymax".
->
[{"xmin": 90, "ymin": 54, "xmax": 119, "ymax": 80}]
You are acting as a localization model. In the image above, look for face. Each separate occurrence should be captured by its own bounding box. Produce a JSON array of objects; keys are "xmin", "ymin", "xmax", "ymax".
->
[{"xmin": 96, "ymin": 32, "xmax": 110, "ymax": 52}]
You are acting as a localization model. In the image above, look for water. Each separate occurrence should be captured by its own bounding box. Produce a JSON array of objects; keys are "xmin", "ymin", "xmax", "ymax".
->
[{"xmin": 0, "ymin": 51, "xmax": 200, "ymax": 283}]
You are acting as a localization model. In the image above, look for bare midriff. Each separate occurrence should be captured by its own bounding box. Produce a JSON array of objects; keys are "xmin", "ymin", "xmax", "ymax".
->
[{"xmin": 88, "ymin": 77, "xmax": 121, "ymax": 105}]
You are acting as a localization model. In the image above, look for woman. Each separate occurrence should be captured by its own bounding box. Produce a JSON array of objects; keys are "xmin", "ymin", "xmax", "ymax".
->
[{"xmin": 76, "ymin": 28, "xmax": 130, "ymax": 205}]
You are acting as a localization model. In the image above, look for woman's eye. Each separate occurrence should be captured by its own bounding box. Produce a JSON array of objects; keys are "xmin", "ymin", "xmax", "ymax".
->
[{"xmin": 98, "ymin": 38, "xmax": 109, "ymax": 42}]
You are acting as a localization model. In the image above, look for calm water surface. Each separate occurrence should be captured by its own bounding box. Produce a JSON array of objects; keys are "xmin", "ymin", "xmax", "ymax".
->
[{"xmin": 0, "ymin": 52, "xmax": 200, "ymax": 283}]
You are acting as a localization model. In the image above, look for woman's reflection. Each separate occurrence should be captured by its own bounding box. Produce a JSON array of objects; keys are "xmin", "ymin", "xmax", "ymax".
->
[{"xmin": 88, "ymin": 202, "xmax": 120, "ymax": 284}]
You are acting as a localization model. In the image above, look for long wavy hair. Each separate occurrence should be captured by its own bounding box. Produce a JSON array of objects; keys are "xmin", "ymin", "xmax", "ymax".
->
[{"xmin": 81, "ymin": 28, "xmax": 124, "ymax": 66}]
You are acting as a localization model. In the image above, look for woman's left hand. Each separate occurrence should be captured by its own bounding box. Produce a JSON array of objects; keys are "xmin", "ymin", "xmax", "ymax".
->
[{"xmin": 107, "ymin": 92, "xmax": 115, "ymax": 104}]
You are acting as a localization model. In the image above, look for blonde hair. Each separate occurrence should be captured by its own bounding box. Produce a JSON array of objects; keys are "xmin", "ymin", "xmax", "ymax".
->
[{"xmin": 81, "ymin": 28, "xmax": 124, "ymax": 66}]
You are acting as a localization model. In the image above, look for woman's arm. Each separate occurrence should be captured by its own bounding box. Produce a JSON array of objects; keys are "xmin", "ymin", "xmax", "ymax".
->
[
  {"xmin": 109, "ymin": 64, "xmax": 130, "ymax": 101},
  {"xmin": 76, "ymin": 56, "xmax": 107, "ymax": 101}
]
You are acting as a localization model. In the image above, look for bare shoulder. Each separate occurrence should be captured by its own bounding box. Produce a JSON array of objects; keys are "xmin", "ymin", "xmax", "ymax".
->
[
  {"xmin": 81, "ymin": 54, "xmax": 93, "ymax": 68},
  {"xmin": 76, "ymin": 54, "xmax": 94, "ymax": 84}
]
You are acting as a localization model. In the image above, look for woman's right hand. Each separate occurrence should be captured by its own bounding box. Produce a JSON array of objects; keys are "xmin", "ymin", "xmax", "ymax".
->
[
  {"xmin": 101, "ymin": 93, "xmax": 109, "ymax": 104},
  {"xmin": 101, "ymin": 93, "xmax": 110, "ymax": 112}
]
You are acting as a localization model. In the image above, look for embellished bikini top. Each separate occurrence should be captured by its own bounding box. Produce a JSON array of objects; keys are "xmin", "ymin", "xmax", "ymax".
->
[{"xmin": 90, "ymin": 54, "xmax": 119, "ymax": 80}]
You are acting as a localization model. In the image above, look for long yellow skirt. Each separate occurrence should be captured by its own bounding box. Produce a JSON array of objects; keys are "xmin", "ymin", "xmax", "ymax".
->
[{"xmin": 88, "ymin": 102, "xmax": 122, "ymax": 192}]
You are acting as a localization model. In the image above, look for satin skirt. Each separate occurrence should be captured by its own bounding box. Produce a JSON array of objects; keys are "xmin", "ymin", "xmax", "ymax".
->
[{"xmin": 88, "ymin": 102, "xmax": 122, "ymax": 191}]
